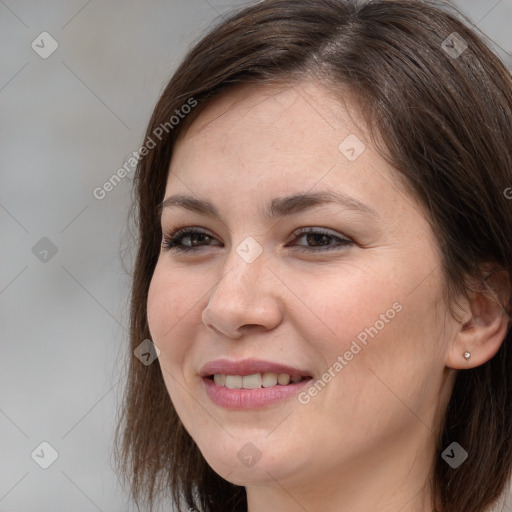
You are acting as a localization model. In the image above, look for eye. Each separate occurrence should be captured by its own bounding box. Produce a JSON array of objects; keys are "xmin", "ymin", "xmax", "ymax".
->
[
  {"xmin": 161, "ymin": 226, "xmax": 221, "ymax": 252},
  {"xmin": 161, "ymin": 226, "xmax": 354, "ymax": 254},
  {"xmin": 289, "ymin": 227, "xmax": 354, "ymax": 252}
]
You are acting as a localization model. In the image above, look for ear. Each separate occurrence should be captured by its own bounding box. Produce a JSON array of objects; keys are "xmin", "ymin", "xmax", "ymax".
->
[{"xmin": 446, "ymin": 269, "xmax": 510, "ymax": 370}]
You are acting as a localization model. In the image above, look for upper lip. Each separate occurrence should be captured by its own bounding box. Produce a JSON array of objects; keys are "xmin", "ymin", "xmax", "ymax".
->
[{"xmin": 199, "ymin": 358, "xmax": 311, "ymax": 378}]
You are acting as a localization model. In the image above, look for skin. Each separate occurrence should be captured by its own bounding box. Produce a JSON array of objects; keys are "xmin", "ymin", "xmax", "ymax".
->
[{"xmin": 146, "ymin": 81, "xmax": 508, "ymax": 512}]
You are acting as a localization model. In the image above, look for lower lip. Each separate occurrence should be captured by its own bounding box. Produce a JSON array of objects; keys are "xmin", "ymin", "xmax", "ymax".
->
[{"xmin": 203, "ymin": 377, "xmax": 312, "ymax": 409}]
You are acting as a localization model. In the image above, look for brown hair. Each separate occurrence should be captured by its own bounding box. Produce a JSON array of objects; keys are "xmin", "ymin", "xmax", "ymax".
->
[{"xmin": 114, "ymin": 1, "xmax": 512, "ymax": 511}]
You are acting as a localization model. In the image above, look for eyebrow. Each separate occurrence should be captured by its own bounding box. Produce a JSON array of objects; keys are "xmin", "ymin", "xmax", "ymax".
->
[{"xmin": 159, "ymin": 191, "xmax": 379, "ymax": 220}]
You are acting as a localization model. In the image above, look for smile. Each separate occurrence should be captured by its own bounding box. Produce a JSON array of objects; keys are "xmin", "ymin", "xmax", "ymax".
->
[
  {"xmin": 203, "ymin": 374, "xmax": 312, "ymax": 409},
  {"xmin": 211, "ymin": 372, "xmax": 306, "ymax": 389}
]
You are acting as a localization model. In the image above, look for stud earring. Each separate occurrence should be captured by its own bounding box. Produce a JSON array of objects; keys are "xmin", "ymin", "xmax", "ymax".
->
[{"xmin": 464, "ymin": 351, "xmax": 471, "ymax": 360}]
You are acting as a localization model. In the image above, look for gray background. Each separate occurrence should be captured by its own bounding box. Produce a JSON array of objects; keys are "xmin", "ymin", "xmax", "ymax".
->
[{"xmin": 1, "ymin": 1, "xmax": 511, "ymax": 511}]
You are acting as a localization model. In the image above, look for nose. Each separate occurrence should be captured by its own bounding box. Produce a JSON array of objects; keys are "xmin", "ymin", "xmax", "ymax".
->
[{"xmin": 201, "ymin": 247, "xmax": 283, "ymax": 339}]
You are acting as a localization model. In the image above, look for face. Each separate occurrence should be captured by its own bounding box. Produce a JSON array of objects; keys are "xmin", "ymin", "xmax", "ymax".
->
[{"xmin": 147, "ymin": 81, "xmax": 457, "ymax": 495}]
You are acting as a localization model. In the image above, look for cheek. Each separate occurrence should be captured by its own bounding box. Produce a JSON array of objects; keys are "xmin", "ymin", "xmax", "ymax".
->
[
  {"xmin": 147, "ymin": 262, "xmax": 202, "ymax": 359},
  {"xmin": 147, "ymin": 263, "xmax": 204, "ymax": 411},
  {"xmin": 285, "ymin": 265, "xmax": 403, "ymax": 357},
  {"xmin": 287, "ymin": 264, "xmax": 445, "ymax": 402},
  {"xmin": 299, "ymin": 256, "xmax": 443, "ymax": 353}
]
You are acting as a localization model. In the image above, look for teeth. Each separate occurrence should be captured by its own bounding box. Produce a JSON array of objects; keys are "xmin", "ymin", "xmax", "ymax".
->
[
  {"xmin": 262, "ymin": 372, "xmax": 278, "ymax": 387},
  {"xmin": 212, "ymin": 372, "xmax": 304, "ymax": 389},
  {"xmin": 242, "ymin": 373, "xmax": 262, "ymax": 389},
  {"xmin": 213, "ymin": 374, "xmax": 226, "ymax": 386},
  {"xmin": 277, "ymin": 373, "xmax": 290, "ymax": 385},
  {"xmin": 225, "ymin": 375, "xmax": 243, "ymax": 389}
]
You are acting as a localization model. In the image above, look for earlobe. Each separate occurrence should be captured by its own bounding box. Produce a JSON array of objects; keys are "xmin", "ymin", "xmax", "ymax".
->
[{"xmin": 446, "ymin": 270, "xmax": 510, "ymax": 370}]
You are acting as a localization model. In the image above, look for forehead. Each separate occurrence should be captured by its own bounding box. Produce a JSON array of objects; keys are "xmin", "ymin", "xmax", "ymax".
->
[
  {"xmin": 170, "ymin": 81, "xmax": 370, "ymax": 184},
  {"xmin": 165, "ymin": 80, "xmax": 420, "ymax": 225},
  {"xmin": 178, "ymin": 80, "xmax": 358, "ymax": 148}
]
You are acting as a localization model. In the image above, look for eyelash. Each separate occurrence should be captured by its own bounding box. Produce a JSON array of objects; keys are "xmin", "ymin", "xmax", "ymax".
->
[{"xmin": 161, "ymin": 226, "xmax": 354, "ymax": 253}]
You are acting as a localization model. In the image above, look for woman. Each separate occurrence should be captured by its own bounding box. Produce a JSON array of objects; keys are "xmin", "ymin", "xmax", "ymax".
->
[{"xmin": 114, "ymin": 1, "xmax": 512, "ymax": 511}]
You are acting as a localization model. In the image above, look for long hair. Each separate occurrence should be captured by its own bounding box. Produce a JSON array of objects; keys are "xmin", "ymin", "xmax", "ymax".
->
[{"xmin": 114, "ymin": 1, "xmax": 512, "ymax": 511}]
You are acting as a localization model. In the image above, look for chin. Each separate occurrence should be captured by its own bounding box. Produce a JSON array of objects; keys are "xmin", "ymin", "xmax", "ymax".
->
[{"xmin": 198, "ymin": 438, "xmax": 310, "ymax": 487}]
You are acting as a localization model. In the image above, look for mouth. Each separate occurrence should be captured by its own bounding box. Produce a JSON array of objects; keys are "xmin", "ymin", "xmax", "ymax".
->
[
  {"xmin": 207, "ymin": 372, "xmax": 311, "ymax": 389},
  {"xmin": 200, "ymin": 359, "xmax": 313, "ymax": 409}
]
